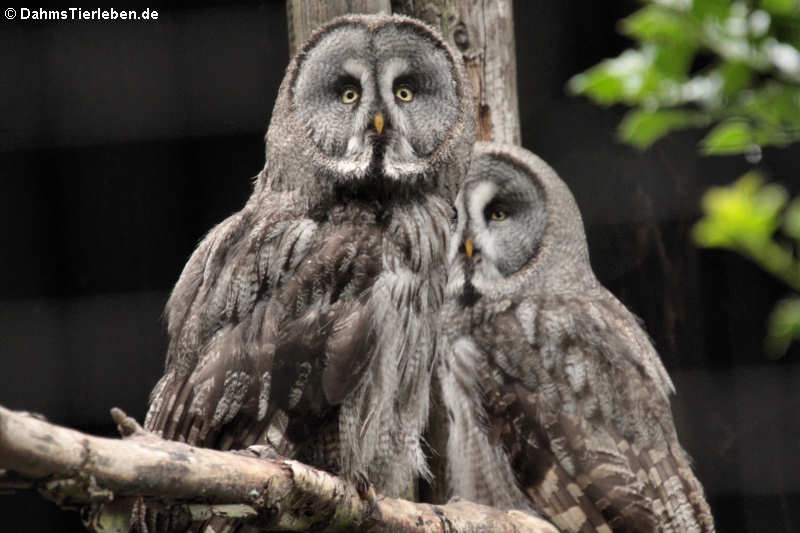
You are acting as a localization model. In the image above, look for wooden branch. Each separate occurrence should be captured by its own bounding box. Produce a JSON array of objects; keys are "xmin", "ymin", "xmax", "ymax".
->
[{"xmin": 0, "ymin": 405, "xmax": 558, "ymax": 533}]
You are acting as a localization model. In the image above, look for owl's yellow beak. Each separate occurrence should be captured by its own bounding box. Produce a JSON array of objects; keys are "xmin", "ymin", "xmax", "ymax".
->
[
  {"xmin": 374, "ymin": 112, "xmax": 384, "ymax": 135},
  {"xmin": 464, "ymin": 239, "xmax": 474, "ymax": 259}
]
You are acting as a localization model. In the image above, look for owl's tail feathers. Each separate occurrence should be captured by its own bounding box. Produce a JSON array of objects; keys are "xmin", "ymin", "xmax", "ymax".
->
[
  {"xmin": 526, "ymin": 460, "xmax": 616, "ymax": 533},
  {"xmin": 574, "ymin": 424, "xmax": 716, "ymax": 533},
  {"xmin": 537, "ymin": 412, "xmax": 661, "ymax": 533},
  {"xmin": 632, "ymin": 442, "xmax": 716, "ymax": 533},
  {"xmin": 679, "ymin": 464, "xmax": 716, "ymax": 532}
]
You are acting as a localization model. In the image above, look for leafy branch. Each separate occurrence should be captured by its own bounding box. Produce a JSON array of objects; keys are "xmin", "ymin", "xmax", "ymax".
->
[
  {"xmin": 569, "ymin": 0, "xmax": 800, "ymax": 355},
  {"xmin": 569, "ymin": 0, "xmax": 800, "ymax": 153}
]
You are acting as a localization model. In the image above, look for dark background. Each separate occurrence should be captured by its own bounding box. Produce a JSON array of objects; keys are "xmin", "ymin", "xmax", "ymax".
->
[{"xmin": 2, "ymin": 2, "xmax": 798, "ymax": 531}]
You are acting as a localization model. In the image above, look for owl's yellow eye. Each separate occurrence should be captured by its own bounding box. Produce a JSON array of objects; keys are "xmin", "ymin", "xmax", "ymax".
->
[
  {"xmin": 490, "ymin": 210, "xmax": 507, "ymax": 221},
  {"xmin": 341, "ymin": 87, "xmax": 359, "ymax": 104},
  {"xmin": 395, "ymin": 86, "xmax": 413, "ymax": 102}
]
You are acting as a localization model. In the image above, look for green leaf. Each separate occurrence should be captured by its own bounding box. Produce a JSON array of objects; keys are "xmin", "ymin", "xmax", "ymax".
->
[
  {"xmin": 693, "ymin": 172, "xmax": 787, "ymax": 247},
  {"xmin": 568, "ymin": 49, "xmax": 657, "ymax": 104},
  {"xmin": 690, "ymin": 0, "xmax": 731, "ymax": 21},
  {"xmin": 721, "ymin": 83, "xmax": 800, "ymax": 148},
  {"xmin": 766, "ymin": 297, "xmax": 800, "ymax": 357},
  {"xmin": 784, "ymin": 197, "xmax": 800, "ymax": 239},
  {"xmin": 743, "ymin": 84, "xmax": 800, "ymax": 130},
  {"xmin": 618, "ymin": 108, "xmax": 704, "ymax": 148},
  {"xmin": 621, "ymin": 5, "xmax": 696, "ymax": 45},
  {"xmin": 567, "ymin": 68, "xmax": 626, "ymax": 104},
  {"xmin": 761, "ymin": 0, "xmax": 798, "ymax": 16},
  {"xmin": 700, "ymin": 120, "xmax": 754, "ymax": 153},
  {"xmin": 719, "ymin": 61, "xmax": 754, "ymax": 96},
  {"xmin": 692, "ymin": 218, "xmax": 733, "ymax": 247},
  {"xmin": 653, "ymin": 42, "xmax": 697, "ymax": 79}
]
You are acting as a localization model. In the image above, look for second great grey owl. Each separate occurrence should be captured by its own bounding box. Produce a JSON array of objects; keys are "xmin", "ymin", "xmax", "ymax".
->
[
  {"xmin": 137, "ymin": 13, "xmax": 475, "ymax": 531},
  {"xmin": 438, "ymin": 143, "xmax": 715, "ymax": 532}
]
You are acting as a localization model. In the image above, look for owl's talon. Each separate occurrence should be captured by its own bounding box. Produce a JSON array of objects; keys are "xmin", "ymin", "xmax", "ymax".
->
[
  {"xmin": 233, "ymin": 444, "xmax": 280, "ymax": 460},
  {"xmin": 109, "ymin": 408, "xmax": 163, "ymax": 445},
  {"xmin": 355, "ymin": 476, "xmax": 382, "ymax": 521}
]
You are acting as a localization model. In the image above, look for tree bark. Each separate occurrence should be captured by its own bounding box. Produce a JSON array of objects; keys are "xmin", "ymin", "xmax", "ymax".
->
[{"xmin": 0, "ymin": 405, "xmax": 558, "ymax": 533}]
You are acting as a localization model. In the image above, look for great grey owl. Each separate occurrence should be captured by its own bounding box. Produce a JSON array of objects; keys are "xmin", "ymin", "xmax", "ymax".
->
[
  {"xmin": 438, "ymin": 143, "xmax": 715, "ymax": 532},
  {"xmin": 135, "ymin": 13, "xmax": 474, "ymax": 532}
]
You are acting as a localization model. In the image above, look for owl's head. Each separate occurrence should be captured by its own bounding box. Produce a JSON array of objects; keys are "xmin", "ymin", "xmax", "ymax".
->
[
  {"xmin": 263, "ymin": 14, "xmax": 474, "ymax": 199},
  {"xmin": 448, "ymin": 142, "xmax": 594, "ymax": 302}
]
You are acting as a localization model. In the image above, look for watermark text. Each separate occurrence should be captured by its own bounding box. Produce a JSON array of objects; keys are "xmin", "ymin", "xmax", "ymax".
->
[{"xmin": 5, "ymin": 8, "xmax": 159, "ymax": 22}]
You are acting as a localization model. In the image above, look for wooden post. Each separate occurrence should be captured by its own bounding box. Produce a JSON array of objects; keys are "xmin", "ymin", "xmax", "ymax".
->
[{"xmin": 286, "ymin": 1, "xmax": 391, "ymax": 55}]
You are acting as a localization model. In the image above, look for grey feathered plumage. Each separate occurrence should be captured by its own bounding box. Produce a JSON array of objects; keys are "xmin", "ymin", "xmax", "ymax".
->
[
  {"xmin": 439, "ymin": 142, "xmax": 715, "ymax": 532},
  {"xmin": 136, "ymin": 14, "xmax": 475, "ymax": 532}
]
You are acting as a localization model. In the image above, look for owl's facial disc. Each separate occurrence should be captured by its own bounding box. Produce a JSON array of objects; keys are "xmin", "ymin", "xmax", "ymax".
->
[
  {"xmin": 373, "ymin": 26, "xmax": 461, "ymax": 182},
  {"xmin": 459, "ymin": 181, "xmax": 505, "ymax": 291},
  {"xmin": 291, "ymin": 23, "xmax": 462, "ymax": 186},
  {"xmin": 452, "ymin": 160, "xmax": 548, "ymax": 295}
]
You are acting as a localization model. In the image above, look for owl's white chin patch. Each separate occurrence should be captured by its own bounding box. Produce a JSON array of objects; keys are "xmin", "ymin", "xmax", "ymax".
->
[
  {"xmin": 382, "ymin": 136, "xmax": 427, "ymax": 180},
  {"xmin": 330, "ymin": 134, "xmax": 427, "ymax": 182},
  {"xmin": 332, "ymin": 156, "xmax": 371, "ymax": 177},
  {"xmin": 470, "ymin": 260, "xmax": 504, "ymax": 292},
  {"xmin": 383, "ymin": 158, "xmax": 427, "ymax": 179},
  {"xmin": 332, "ymin": 136, "xmax": 373, "ymax": 178}
]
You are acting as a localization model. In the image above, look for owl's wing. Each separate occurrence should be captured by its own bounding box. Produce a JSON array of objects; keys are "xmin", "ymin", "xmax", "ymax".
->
[
  {"xmin": 144, "ymin": 194, "xmax": 317, "ymax": 450},
  {"xmin": 145, "ymin": 194, "xmax": 386, "ymax": 455},
  {"xmin": 476, "ymin": 296, "xmax": 714, "ymax": 532},
  {"xmin": 260, "ymin": 224, "xmax": 383, "ymax": 447}
]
